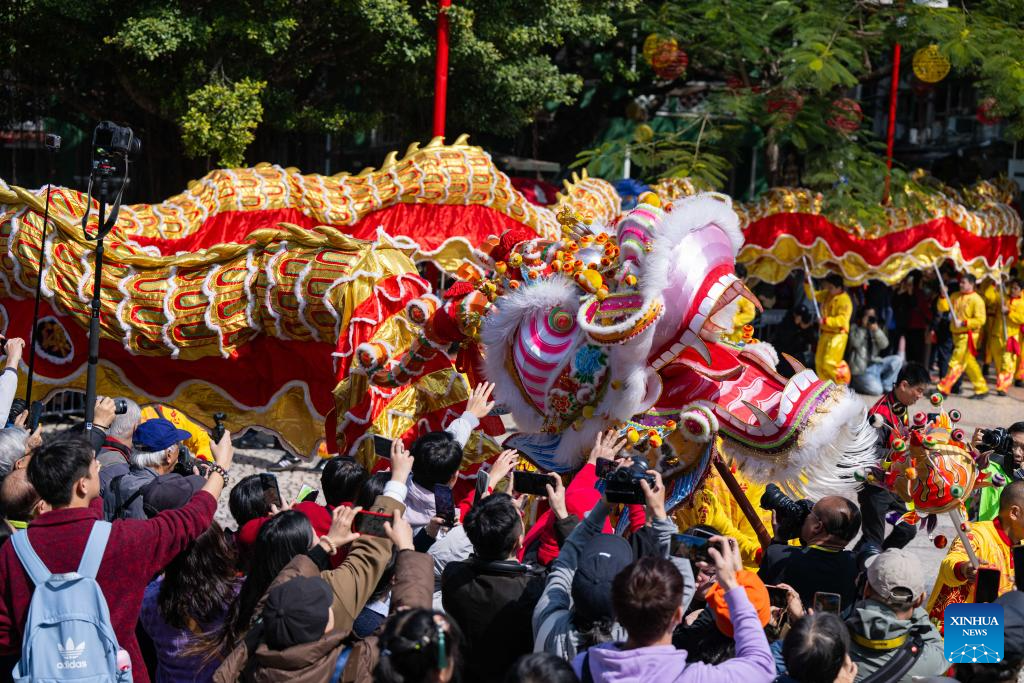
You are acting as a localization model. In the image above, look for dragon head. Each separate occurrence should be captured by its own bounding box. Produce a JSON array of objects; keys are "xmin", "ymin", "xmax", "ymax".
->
[{"xmin": 483, "ymin": 193, "xmax": 873, "ymax": 496}]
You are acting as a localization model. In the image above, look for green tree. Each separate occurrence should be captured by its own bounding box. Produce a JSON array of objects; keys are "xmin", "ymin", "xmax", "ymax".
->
[
  {"xmin": 575, "ymin": 0, "xmax": 1024, "ymax": 221},
  {"xmin": 2, "ymin": 0, "xmax": 633, "ymax": 196}
]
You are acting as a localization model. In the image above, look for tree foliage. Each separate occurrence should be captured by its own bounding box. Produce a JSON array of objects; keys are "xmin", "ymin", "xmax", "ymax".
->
[
  {"xmin": 576, "ymin": 0, "xmax": 1024, "ymax": 220},
  {"xmin": 3, "ymin": 0, "xmax": 633, "ymax": 179}
]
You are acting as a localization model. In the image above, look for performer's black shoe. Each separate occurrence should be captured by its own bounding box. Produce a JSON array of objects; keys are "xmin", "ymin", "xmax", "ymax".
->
[
  {"xmin": 1016, "ymin": 379, "xmax": 1024, "ymax": 388},
  {"xmin": 269, "ymin": 452, "xmax": 303, "ymax": 471},
  {"xmin": 969, "ymin": 392, "xmax": 989, "ymax": 400}
]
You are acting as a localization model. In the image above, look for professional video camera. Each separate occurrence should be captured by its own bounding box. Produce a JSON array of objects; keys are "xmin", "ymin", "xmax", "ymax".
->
[
  {"xmin": 601, "ymin": 458, "xmax": 656, "ymax": 505},
  {"xmin": 760, "ymin": 483, "xmax": 814, "ymax": 542}
]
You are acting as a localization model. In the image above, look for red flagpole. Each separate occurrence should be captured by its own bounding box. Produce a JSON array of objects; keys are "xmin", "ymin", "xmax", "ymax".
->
[
  {"xmin": 433, "ymin": 0, "xmax": 452, "ymax": 139},
  {"xmin": 884, "ymin": 43, "xmax": 901, "ymax": 204}
]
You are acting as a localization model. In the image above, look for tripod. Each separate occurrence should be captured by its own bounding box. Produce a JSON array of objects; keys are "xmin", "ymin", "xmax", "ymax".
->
[{"xmin": 81, "ymin": 164, "xmax": 131, "ymax": 430}]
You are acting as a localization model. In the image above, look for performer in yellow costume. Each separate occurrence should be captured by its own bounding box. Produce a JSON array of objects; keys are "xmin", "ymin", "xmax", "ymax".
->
[
  {"xmin": 140, "ymin": 404, "xmax": 213, "ymax": 461},
  {"xmin": 982, "ymin": 278, "xmax": 1002, "ymax": 369},
  {"xmin": 927, "ymin": 517, "xmax": 1016, "ymax": 628},
  {"xmin": 937, "ymin": 273, "xmax": 989, "ymax": 399},
  {"xmin": 725, "ymin": 264, "xmax": 757, "ymax": 343},
  {"xmin": 673, "ymin": 459, "xmax": 772, "ymax": 570},
  {"xmin": 1000, "ymin": 279, "xmax": 1024, "ymax": 392},
  {"xmin": 813, "ymin": 273, "xmax": 853, "ymax": 384}
]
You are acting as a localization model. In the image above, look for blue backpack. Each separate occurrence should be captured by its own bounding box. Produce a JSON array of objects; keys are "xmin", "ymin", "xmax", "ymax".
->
[{"xmin": 10, "ymin": 521, "xmax": 132, "ymax": 682}]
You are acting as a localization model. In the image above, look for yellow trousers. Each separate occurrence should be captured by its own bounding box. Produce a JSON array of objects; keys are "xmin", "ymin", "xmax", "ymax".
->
[
  {"xmin": 986, "ymin": 318, "xmax": 1004, "ymax": 366},
  {"xmin": 938, "ymin": 333, "xmax": 988, "ymax": 395},
  {"xmin": 815, "ymin": 331, "xmax": 849, "ymax": 383}
]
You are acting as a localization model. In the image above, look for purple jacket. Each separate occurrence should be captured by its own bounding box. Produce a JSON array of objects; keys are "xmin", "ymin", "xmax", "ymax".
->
[{"xmin": 572, "ymin": 586, "xmax": 775, "ymax": 683}]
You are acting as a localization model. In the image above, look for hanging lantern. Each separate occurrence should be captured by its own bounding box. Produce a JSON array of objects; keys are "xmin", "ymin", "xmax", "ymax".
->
[
  {"xmin": 977, "ymin": 97, "xmax": 1001, "ymax": 125},
  {"xmin": 642, "ymin": 34, "xmax": 677, "ymax": 66},
  {"xmin": 652, "ymin": 43, "xmax": 688, "ymax": 80},
  {"xmin": 765, "ymin": 90, "xmax": 804, "ymax": 121},
  {"xmin": 912, "ymin": 45, "xmax": 950, "ymax": 83},
  {"xmin": 826, "ymin": 98, "xmax": 863, "ymax": 134}
]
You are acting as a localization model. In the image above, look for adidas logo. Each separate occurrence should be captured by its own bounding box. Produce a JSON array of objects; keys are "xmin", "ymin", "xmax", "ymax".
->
[{"xmin": 56, "ymin": 638, "xmax": 87, "ymax": 670}]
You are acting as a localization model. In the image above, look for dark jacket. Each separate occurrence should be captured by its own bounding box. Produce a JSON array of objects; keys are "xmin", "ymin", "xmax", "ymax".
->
[
  {"xmin": 757, "ymin": 543, "xmax": 859, "ymax": 610},
  {"xmin": 214, "ymin": 493, "xmax": 407, "ymax": 683},
  {"xmin": 441, "ymin": 557, "xmax": 545, "ymax": 682}
]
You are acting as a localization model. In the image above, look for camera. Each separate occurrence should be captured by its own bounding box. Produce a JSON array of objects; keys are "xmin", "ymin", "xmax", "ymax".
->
[
  {"xmin": 7, "ymin": 398, "xmax": 27, "ymax": 427},
  {"xmin": 980, "ymin": 427, "xmax": 1014, "ymax": 457},
  {"xmin": 114, "ymin": 399, "xmax": 128, "ymax": 415},
  {"xmin": 866, "ymin": 315, "xmax": 877, "ymax": 326},
  {"xmin": 92, "ymin": 121, "xmax": 140, "ymax": 161},
  {"xmin": 601, "ymin": 459, "xmax": 656, "ymax": 505},
  {"xmin": 211, "ymin": 412, "xmax": 227, "ymax": 444},
  {"xmin": 760, "ymin": 483, "xmax": 814, "ymax": 541},
  {"xmin": 173, "ymin": 444, "xmax": 209, "ymax": 478}
]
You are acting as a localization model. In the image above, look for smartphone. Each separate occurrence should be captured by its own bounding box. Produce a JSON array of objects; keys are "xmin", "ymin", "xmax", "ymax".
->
[
  {"xmin": 433, "ymin": 484, "xmax": 456, "ymax": 527},
  {"xmin": 813, "ymin": 592, "xmax": 841, "ymax": 615},
  {"xmin": 513, "ymin": 470, "xmax": 553, "ymax": 496},
  {"xmin": 27, "ymin": 401, "xmax": 43, "ymax": 432},
  {"xmin": 595, "ymin": 457, "xmax": 616, "ymax": 478},
  {"xmin": 296, "ymin": 484, "xmax": 319, "ymax": 504},
  {"xmin": 1014, "ymin": 546, "xmax": 1024, "ymax": 591},
  {"xmin": 259, "ymin": 473, "xmax": 282, "ymax": 509},
  {"xmin": 671, "ymin": 533, "xmax": 712, "ymax": 564},
  {"xmin": 975, "ymin": 567, "xmax": 1001, "ymax": 603},
  {"xmin": 373, "ymin": 435, "xmax": 393, "ymax": 459},
  {"xmin": 767, "ymin": 585, "xmax": 789, "ymax": 609},
  {"xmin": 354, "ymin": 510, "xmax": 392, "ymax": 538}
]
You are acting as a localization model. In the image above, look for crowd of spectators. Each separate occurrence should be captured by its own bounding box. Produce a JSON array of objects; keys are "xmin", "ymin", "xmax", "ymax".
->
[{"xmin": 0, "ymin": 341, "xmax": 1022, "ymax": 683}]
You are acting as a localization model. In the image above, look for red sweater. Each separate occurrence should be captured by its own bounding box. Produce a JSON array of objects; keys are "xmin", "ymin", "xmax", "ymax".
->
[
  {"xmin": 520, "ymin": 462, "xmax": 645, "ymax": 565},
  {"xmin": 0, "ymin": 492, "xmax": 217, "ymax": 683}
]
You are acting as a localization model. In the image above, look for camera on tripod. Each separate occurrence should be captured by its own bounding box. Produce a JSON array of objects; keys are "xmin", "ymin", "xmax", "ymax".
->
[
  {"xmin": 760, "ymin": 483, "xmax": 814, "ymax": 541},
  {"xmin": 91, "ymin": 122, "xmax": 141, "ymax": 166}
]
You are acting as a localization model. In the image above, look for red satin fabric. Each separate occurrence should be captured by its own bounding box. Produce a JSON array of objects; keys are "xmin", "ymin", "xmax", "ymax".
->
[
  {"xmin": 744, "ymin": 214, "xmax": 1017, "ymax": 265},
  {"xmin": 131, "ymin": 203, "xmax": 542, "ymax": 254}
]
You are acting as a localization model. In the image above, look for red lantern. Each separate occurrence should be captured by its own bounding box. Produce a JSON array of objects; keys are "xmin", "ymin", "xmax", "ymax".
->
[
  {"xmin": 826, "ymin": 98, "xmax": 863, "ymax": 134},
  {"xmin": 765, "ymin": 91, "xmax": 804, "ymax": 120},
  {"xmin": 977, "ymin": 97, "xmax": 1001, "ymax": 125},
  {"xmin": 652, "ymin": 44, "xmax": 688, "ymax": 80}
]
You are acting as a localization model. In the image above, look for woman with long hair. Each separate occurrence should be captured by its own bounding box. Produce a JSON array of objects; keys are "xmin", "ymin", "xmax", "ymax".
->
[
  {"xmin": 195, "ymin": 510, "xmax": 314, "ymax": 660},
  {"xmin": 140, "ymin": 522, "xmax": 239, "ymax": 682}
]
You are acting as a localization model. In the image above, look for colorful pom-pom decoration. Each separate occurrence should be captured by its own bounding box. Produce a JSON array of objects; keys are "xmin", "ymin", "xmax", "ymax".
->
[
  {"xmin": 949, "ymin": 409, "xmax": 962, "ymax": 422},
  {"xmin": 933, "ymin": 535, "xmax": 948, "ymax": 549},
  {"xmin": 929, "ymin": 392, "xmax": 943, "ymax": 406},
  {"xmin": 891, "ymin": 438, "xmax": 907, "ymax": 452},
  {"xmin": 680, "ymin": 410, "xmax": 712, "ymax": 443},
  {"xmin": 913, "ymin": 412, "xmax": 927, "ymax": 426},
  {"xmin": 951, "ymin": 428, "xmax": 965, "ymax": 443},
  {"xmin": 626, "ymin": 427, "xmax": 640, "ymax": 444},
  {"xmin": 905, "ymin": 467, "xmax": 918, "ymax": 480}
]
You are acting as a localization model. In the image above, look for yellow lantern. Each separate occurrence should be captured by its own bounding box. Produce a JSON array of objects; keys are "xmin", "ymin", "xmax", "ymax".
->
[
  {"xmin": 913, "ymin": 45, "xmax": 950, "ymax": 83},
  {"xmin": 642, "ymin": 34, "xmax": 677, "ymax": 66}
]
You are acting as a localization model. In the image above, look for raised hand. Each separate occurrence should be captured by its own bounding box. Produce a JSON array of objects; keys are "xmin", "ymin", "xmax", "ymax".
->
[
  {"xmin": 588, "ymin": 428, "xmax": 627, "ymax": 464},
  {"xmin": 390, "ymin": 438, "xmax": 414, "ymax": 482},
  {"xmin": 465, "ymin": 382, "xmax": 496, "ymax": 419}
]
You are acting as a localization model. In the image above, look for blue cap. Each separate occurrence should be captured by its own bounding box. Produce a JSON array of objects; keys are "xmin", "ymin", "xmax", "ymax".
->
[{"xmin": 133, "ymin": 418, "xmax": 191, "ymax": 452}]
